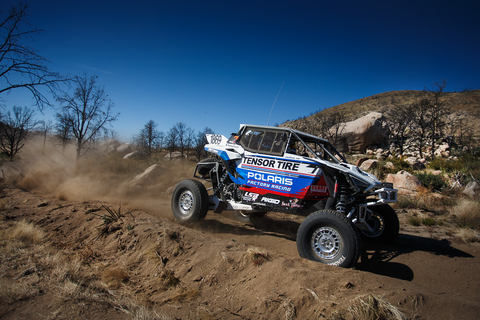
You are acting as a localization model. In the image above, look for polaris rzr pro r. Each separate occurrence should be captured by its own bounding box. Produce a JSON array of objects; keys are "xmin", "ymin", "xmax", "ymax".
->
[{"xmin": 171, "ymin": 124, "xmax": 398, "ymax": 268}]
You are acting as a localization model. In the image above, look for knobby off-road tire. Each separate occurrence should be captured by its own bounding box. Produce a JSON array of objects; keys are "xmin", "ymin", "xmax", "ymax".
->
[
  {"xmin": 297, "ymin": 210, "xmax": 361, "ymax": 268},
  {"xmin": 171, "ymin": 179, "xmax": 209, "ymax": 223},
  {"xmin": 360, "ymin": 204, "xmax": 399, "ymax": 244}
]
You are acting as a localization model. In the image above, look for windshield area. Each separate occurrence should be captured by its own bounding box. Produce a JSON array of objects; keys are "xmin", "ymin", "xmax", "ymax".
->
[{"xmin": 287, "ymin": 133, "xmax": 346, "ymax": 164}]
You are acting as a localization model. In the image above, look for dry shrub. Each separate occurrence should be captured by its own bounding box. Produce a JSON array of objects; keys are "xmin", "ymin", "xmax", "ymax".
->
[
  {"xmin": 159, "ymin": 269, "xmax": 179, "ymax": 288},
  {"xmin": 454, "ymin": 228, "xmax": 478, "ymax": 243},
  {"xmin": 6, "ymin": 220, "xmax": 46, "ymax": 245},
  {"xmin": 407, "ymin": 214, "xmax": 422, "ymax": 226},
  {"xmin": 0, "ymin": 278, "xmax": 39, "ymax": 303},
  {"xmin": 348, "ymin": 294, "xmax": 407, "ymax": 320},
  {"xmin": 247, "ymin": 247, "xmax": 268, "ymax": 266},
  {"xmin": 450, "ymin": 199, "xmax": 480, "ymax": 229},
  {"xmin": 101, "ymin": 268, "xmax": 130, "ymax": 288},
  {"xmin": 0, "ymin": 198, "xmax": 10, "ymax": 211}
]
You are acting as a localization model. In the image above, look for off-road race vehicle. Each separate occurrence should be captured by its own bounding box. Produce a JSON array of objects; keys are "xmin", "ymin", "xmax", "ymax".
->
[{"xmin": 171, "ymin": 125, "xmax": 399, "ymax": 268}]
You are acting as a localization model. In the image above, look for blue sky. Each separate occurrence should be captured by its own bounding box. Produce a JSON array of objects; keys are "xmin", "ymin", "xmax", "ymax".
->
[{"xmin": 2, "ymin": 0, "xmax": 480, "ymax": 142}]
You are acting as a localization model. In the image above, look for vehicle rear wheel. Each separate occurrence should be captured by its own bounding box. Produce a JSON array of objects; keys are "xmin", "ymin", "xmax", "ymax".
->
[
  {"xmin": 296, "ymin": 210, "xmax": 361, "ymax": 268},
  {"xmin": 171, "ymin": 179, "xmax": 209, "ymax": 223},
  {"xmin": 360, "ymin": 204, "xmax": 399, "ymax": 244}
]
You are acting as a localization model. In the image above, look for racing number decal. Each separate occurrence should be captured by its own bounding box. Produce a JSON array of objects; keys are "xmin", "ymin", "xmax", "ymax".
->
[{"xmin": 210, "ymin": 135, "xmax": 222, "ymax": 145}]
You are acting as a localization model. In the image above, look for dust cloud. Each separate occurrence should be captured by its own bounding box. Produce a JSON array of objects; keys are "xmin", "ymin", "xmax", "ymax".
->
[{"xmin": 0, "ymin": 138, "xmax": 196, "ymax": 218}]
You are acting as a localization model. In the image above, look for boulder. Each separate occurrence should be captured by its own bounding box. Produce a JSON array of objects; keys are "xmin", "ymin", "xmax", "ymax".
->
[
  {"xmin": 334, "ymin": 112, "xmax": 388, "ymax": 153},
  {"xmin": 100, "ymin": 139, "xmax": 121, "ymax": 153},
  {"xmin": 386, "ymin": 170, "xmax": 422, "ymax": 194},
  {"xmin": 130, "ymin": 164, "xmax": 167, "ymax": 186},
  {"xmin": 384, "ymin": 161, "xmax": 396, "ymax": 171},
  {"xmin": 359, "ymin": 159, "xmax": 378, "ymax": 171},
  {"xmin": 434, "ymin": 143, "xmax": 450, "ymax": 158},
  {"xmin": 405, "ymin": 157, "xmax": 426, "ymax": 170},
  {"xmin": 116, "ymin": 144, "xmax": 132, "ymax": 155},
  {"xmin": 354, "ymin": 157, "xmax": 369, "ymax": 167},
  {"xmin": 123, "ymin": 151, "xmax": 144, "ymax": 160},
  {"xmin": 463, "ymin": 181, "xmax": 480, "ymax": 198}
]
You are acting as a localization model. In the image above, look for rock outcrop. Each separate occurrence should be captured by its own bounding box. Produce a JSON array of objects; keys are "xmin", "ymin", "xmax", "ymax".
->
[
  {"xmin": 335, "ymin": 112, "xmax": 388, "ymax": 153},
  {"xmin": 386, "ymin": 170, "xmax": 422, "ymax": 194},
  {"xmin": 130, "ymin": 164, "xmax": 167, "ymax": 186}
]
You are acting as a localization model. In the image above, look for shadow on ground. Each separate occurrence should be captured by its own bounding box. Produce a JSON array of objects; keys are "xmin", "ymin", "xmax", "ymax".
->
[{"xmin": 355, "ymin": 234, "xmax": 473, "ymax": 280}]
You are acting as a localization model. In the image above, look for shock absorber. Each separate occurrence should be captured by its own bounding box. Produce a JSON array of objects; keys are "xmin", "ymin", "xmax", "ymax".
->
[
  {"xmin": 335, "ymin": 181, "xmax": 349, "ymax": 214},
  {"xmin": 213, "ymin": 170, "xmax": 229, "ymax": 198}
]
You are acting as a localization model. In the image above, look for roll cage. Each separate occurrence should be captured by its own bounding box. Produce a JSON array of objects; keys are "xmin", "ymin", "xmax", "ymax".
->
[{"xmin": 233, "ymin": 124, "xmax": 347, "ymax": 164}]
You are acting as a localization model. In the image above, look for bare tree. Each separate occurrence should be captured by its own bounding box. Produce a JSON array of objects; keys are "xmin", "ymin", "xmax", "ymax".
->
[
  {"xmin": 0, "ymin": 106, "xmax": 37, "ymax": 160},
  {"xmin": 315, "ymin": 110, "xmax": 347, "ymax": 144},
  {"xmin": 54, "ymin": 112, "xmax": 73, "ymax": 153},
  {"xmin": 172, "ymin": 122, "xmax": 192, "ymax": 157},
  {"xmin": 0, "ymin": 4, "xmax": 67, "ymax": 109},
  {"xmin": 135, "ymin": 120, "xmax": 160, "ymax": 158},
  {"xmin": 37, "ymin": 119, "xmax": 53, "ymax": 154},
  {"xmin": 194, "ymin": 127, "xmax": 213, "ymax": 160},
  {"xmin": 55, "ymin": 74, "xmax": 118, "ymax": 161},
  {"xmin": 157, "ymin": 131, "xmax": 165, "ymax": 151},
  {"xmin": 385, "ymin": 104, "xmax": 415, "ymax": 155},
  {"xmin": 410, "ymin": 98, "xmax": 432, "ymax": 159},
  {"xmin": 166, "ymin": 127, "xmax": 178, "ymax": 159},
  {"xmin": 184, "ymin": 127, "xmax": 195, "ymax": 158},
  {"xmin": 425, "ymin": 80, "xmax": 448, "ymax": 158}
]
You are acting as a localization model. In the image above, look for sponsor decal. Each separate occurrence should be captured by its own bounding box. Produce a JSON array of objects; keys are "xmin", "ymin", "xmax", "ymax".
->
[
  {"xmin": 246, "ymin": 172, "xmax": 293, "ymax": 192},
  {"xmin": 242, "ymin": 192, "xmax": 259, "ymax": 202},
  {"xmin": 261, "ymin": 197, "xmax": 280, "ymax": 205},
  {"xmin": 246, "ymin": 172, "xmax": 293, "ymax": 186},
  {"xmin": 243, "ymin": 156, "xmax": 300, "ymax": 171},
  {"xmin": 281, "ymin": 198, "xmax": 304, "ymax": 209},
  {"xmin": 310, "ymin": 185, "xmax": 328, "ymax": 193}
]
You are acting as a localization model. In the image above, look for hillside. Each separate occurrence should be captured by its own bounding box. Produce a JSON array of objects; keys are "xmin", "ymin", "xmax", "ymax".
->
[{"xmin": 282, "ymin": 89, "xmax": 480, "ymax": 135}]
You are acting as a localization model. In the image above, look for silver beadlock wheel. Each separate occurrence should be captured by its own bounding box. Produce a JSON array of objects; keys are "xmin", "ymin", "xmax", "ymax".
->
[
  {"xmin": 178, "ymin": 190, "xmax": 194, "ymax": 216},
  {"xmin": 297, "ymin": 210, "xmax": 361, "ymax": 268},
  {"xmin": 311, "ymin": 226, "xmax": 342, "ymax": 260}
]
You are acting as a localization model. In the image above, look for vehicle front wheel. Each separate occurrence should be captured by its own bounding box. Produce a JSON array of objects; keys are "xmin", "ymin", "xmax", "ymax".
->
[
  {"xmin": 171, "ymin": 179, "xmax": 209, "ymax": 223},
  {"xmin": 296, "ymin": 210, "xmax": 361, "ymax": 268},
  {"xmin": 360, "ymin": 204, "xmax": 399, "ymax": 244}
]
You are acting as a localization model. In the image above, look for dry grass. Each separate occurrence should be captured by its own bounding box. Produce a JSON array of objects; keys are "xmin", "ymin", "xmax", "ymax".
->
[
  {"xmin": 450, "ymin": 199, "xmax": 480, "ymax": 229},
  {"xmin": 2, "ymin": 220, "xmax": 46, "ymax": 245},
  {"xmin": 454, "ymin": 228, "xmax": 478, "ymax": 243},
  {"xmin": 348, "ymin": 294, "xmax": 407, "ymax": 320},
  {"xmin": 101, "ymin": 268, "xmax": 130, "ymax": 288},
  {"xmin": 407, "ymin": 214, "xmax": 422, "ymax": 226},
  {"xmin": 0, "ymin": 219, "xmax": 172, "ymax": 319}
]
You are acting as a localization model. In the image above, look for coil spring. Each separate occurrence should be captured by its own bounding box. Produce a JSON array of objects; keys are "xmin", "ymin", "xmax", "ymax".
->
[
  {"xmin": 336, "ymin": 183, "xmax": 349, "ymax": 214},
  {"xmin": 213, "ymin": 170, "xmax": 229, "ymax": 197}
]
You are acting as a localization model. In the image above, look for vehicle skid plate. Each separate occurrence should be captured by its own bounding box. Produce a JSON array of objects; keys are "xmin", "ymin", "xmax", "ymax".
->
[{"xmin": 208, "ymin": 195, "xmax": 254, "ymax": 213}]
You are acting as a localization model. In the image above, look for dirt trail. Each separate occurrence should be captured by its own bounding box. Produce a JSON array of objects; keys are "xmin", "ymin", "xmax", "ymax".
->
[
  {"xmin": 0, "ymin": 141, "xmax": 479, "ymax": 319},
  {"xmin": 0, "ymin": 186, "xmax": 478, "ymax": 320}
]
